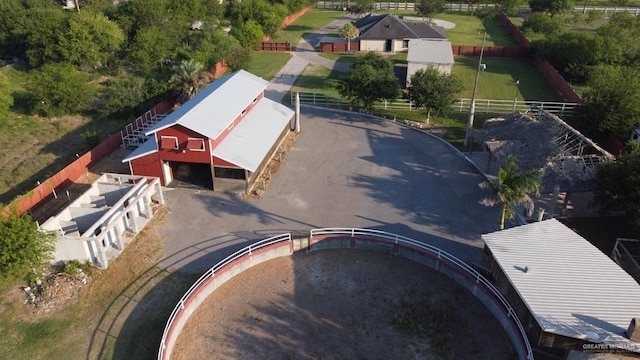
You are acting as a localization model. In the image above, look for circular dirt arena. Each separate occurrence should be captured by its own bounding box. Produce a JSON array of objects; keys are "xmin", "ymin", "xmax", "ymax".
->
[{"xmin": 171, "ymin": 249, "xmax": 517, "ymax": 359}]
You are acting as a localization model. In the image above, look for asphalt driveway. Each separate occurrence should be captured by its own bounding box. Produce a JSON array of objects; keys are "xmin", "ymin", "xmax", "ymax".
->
[{"xmin": 158, "ymin": 107, "xmax": 500, "ymax": 271}]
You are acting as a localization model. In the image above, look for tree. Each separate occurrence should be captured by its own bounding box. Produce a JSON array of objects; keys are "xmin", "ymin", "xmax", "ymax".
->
[
  {"xmin": 100, "ymin": 77, "xmax": 150, "ymax": 118},
  {"xmin": 60, "ymin": 11, "xmax": 125, "ymax": 69},
  {"xmin": 190, "ymin": 29, "xmax": 246, "ymax": 69},
  {"xmin": 407, "ymin": 67, "xmax": 463, "ymax": 123},
  {"xmin": 230, "ymin": 20, "xmax": 264, "ymax": 49},
  {"xmin": 127, "ymin": 26, "xmax": 172, "ymax": 74},
  {"xmin": 416, "ymin": 0, "xmax": 446, "ymax": 22},
  {"xmin": 24, "ymin": 8, "xmax": 68, "ymax": 67},
  {"xmin": 496, "ymin": 0, "xmax": 523, "ymax": 12},
  {"xmin": 339, "ymin": 22, "xmax": 359, "ymax": 52},
  {"xmin": 480, "ymin": 156, "xmax": 542, "ymax": 230},
  {"xmin": 0, "ymin": 209, "xmax": 56, "ymax": 281},
  {"xmin": 170, "ymin": 59, "xmax": 210, "ymax": 103},
  {"xmin": 576, "ymin": 65, "xmax": 640, "ymax": 138},
  {"xmin": 337, "ymin": 52, "xmax": 400, "ymax": 110},
  {"xmin": 521, "ymin": 12, "xmax": 563, "ymax": 36},
  {"xmin": 592, "ymin": 151, "xmax": 640, "ymax": 225},
  {"xmin": 350, "ymin": 0, "xmax": 375, "ymax": 16},
  {"xmin": 534, "ymin": 31, "xmax": 604, "ymax": 83},
  {"xmin": 26, "ymin": 63, "xmax": 96, "ymax": 116},
  {"xmin": 0, "ymin": 73, "xmax": 13, "ymax": 119},
  {"xmin": 528, "ymin": 0, "xmax": 572, "ymax": 16},
  {"xmin": 475, "ymin": 6, "xmax": 498, "ymax": 33}
]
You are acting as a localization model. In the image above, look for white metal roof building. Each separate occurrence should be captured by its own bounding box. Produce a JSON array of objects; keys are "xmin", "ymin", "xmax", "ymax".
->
[
  {"xmin": 406, "ymin": 39, "xmax": 454, "ymax": 87},
  {"xmin": 122, "ymin": 70, "xmax": 294, "ymax": 193},
  {"xmin": 483, "ymin": 219, "xmax": 640, "ymax": 353}
]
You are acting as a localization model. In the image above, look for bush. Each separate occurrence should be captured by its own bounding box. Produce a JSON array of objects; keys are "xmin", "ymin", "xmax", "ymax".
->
[
  {"xmin": 82, "ymin": 130, "xmax": 101, "ymax": 150},
  {"xmin": 62, "ymin": 260, "xmax": 92, "ymax": 275},
  {"xmin": 26, "ymin": 63, "xmax": 96, "ymax": 117},
  {"xmin": 522, "ymin": 13, "xmax": 562, "ymax": 36}
]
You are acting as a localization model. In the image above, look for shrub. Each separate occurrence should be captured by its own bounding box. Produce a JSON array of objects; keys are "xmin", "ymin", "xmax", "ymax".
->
[{"xmin": 521, "ymin": 13, "xmax": 562, "ymax": 36}]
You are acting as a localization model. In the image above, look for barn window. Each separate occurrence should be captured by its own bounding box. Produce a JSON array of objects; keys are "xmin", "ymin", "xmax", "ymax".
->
[
  {"xmin": 186, "ymin": 138, "xmax": 205, "ymax": 151},
  {"xmin": 160, "ymin": 136, "xmax": 179, "ymax": 150}
]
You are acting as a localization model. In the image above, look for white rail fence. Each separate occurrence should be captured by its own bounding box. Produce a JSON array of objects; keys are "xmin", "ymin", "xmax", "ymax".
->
[
  {"xmin": 315, "ymin": 1, "xmax": 640, "ymax": 15},
  {"xmin": 158, "ymin": 229, "xmax": 534, "ymax": 360},
  {"xmin": 291, "ymin": 91, "xmax": 577, "ymax": 117},
  {"xmin": 158, "ymin": 233, "xmax": 292, "ymax": 360},
  {"xmin": 309, "ymin": 228, "xmax": 534, "ymax": 360}
]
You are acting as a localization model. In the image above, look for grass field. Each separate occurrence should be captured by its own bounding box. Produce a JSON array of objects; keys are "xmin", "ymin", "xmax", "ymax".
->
[
  {"xmin": 0, "ymin": 65, "xmax": 122, "ymax": 205},
  {"xmin": 273, "ymin": 9, "xmax": 346, "ymax": 48},
  {"xmin": 436, "ymin": 12, "xmax": 520, "ymax": 46},
  {"xmin": 243, "ymin": 52, "xmax": 293, "ymax": 81},
  {"xmin": 453, "ymin": 56, "xmax": 563, "ymax": 101}
]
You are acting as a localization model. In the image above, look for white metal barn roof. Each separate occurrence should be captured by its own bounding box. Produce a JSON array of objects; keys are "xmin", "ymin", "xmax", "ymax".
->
[
  {"xmin": 407, "ymin": 39, "xmax": 454, "ymax": 65},
  {"xmin": 483, "ymin": 219, "xmax": 640, "ymax": 347},
  {"xmin": 146, "ymin": 70, "xmax": 268, "ymax": 140},
  {"xmin": 213, "ymin": 98, "xmax": 293, "ymax": 172}
]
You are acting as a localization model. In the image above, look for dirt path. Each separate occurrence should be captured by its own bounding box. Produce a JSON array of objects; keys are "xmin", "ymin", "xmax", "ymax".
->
[{"xmin": 172, "ymin": 249, "xmax": 516, "ymax": 360}]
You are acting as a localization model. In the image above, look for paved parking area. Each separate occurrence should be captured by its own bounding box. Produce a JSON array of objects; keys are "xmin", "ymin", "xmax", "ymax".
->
[{"xmin": 158, "ymin": 107, "xmax": 501, "ymax": 271}]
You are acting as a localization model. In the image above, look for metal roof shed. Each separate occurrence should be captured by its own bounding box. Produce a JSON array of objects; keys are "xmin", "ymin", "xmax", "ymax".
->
[{"xmin": 483, "ymin": 219, "xmax": 640, "ymax": 353}]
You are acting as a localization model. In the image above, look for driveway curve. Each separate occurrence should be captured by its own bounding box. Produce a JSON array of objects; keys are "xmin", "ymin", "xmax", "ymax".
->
[{"xmin": 159, "ymin": 107, "xmax": 500, "ymax": 271}]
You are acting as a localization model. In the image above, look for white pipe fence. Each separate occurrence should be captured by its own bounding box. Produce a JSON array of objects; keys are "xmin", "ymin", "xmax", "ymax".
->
[
  {"xmin": 291, "ymin": 91, "xmax": 577, "ymax": 117},
  {"xmin": 315, "ymin": 1, "xmax": 640, "ymax": 15},
  {"xmin": 157, "ymin": 228, "xmax": 534, "ymax": 360},
  {"xmin": 309, "ymin": 228, "xmax": 534, "ymax": 360},
  {"xmin": 157, "ymin": 233, "xmax": 292, "ymax": 360}
]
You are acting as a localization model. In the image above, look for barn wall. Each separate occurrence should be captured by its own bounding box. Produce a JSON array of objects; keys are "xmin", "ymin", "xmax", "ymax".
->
[
  {"xmin": 155, "ymin": 125, "xmax": 211, "ymax": 164},
  {"xmin": 131, "ymin": 153, "xmax": 163, "ymax": 184},
  {"xmin": 360, "ymin": 39, "xmax": 385, "ymax": 52}
]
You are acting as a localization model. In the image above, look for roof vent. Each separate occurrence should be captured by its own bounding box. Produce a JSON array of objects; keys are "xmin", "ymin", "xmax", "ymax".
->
[{"xmin": 627, "ymin": 318, "xmax": 640, "ymax": 342}]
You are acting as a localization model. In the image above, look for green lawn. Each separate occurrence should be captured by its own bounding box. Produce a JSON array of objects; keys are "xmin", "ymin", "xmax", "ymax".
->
[
  {"xmin": 436, "ymin": 12, "xmax": 520, "ymax": 46},
  {"xmin": 242, "ymin": 52, "xmax": 292, "ymax": 81},
  {"xmin": 319, "ymin": 52, "xmax": 407, "ymax": 64},
  {"xmin": 453, "ymin": 56, "xmax": 563, "ymax": 101},
  {"xmin": 273, "ymin": 9, "xmax": 346, "ymax": 48},
  {"xmin": 291, "ymin": 63, "xmax": 342, "ymax": 95}
]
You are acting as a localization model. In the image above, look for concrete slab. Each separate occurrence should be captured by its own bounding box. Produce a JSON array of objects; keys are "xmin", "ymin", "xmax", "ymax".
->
[{"xmin": 159, "ymin": 108, "xmax": 503, "ymax": 271}]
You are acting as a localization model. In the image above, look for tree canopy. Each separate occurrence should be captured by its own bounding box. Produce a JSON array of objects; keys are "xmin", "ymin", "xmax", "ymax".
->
[
  {"xmin": 592, "ymin": 151, "xmax": 640, "ymax": 225},
  {"xmin": 576, "ymin": 64, "xmax": 640, "ymax": 138},
  {"xmin": 416, "ymin": 0, "xmax": 446, "ymax": 22},
  {"xmin": 0, "ymin": 209, "xmax": 56, "ymax": 281},
  {"xmin": 339, "ymin": 22, "xmax": 359, "ymax": 52},
  {"xmin": 170, "ymin": 59, "xmax": 210, "ymax": 104},
  {"xmin": 407, "ymin": 67, "xmax": 463, "ymax": 123},
  {"xmin": 26, "ymin": 63, "xmax": 96, "ymax": 117},
  {"xmin": 350, "ymin": 0, "xmax": 375, "ymax": 16},
  {"xmin": 528, "ymin": 0, "xmax": 572, "ymax": 16},
  {"xmin": 480, "ymin": 156, "xmax": 542, "ymax": 230},
  {"xmin": 337, "ymin": 53, "xmax": 400, "ymax": 110}
]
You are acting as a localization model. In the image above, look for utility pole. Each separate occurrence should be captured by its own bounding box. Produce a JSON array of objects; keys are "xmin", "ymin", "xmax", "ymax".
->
[{"xmin": 463, "ymin": 31, "xmax": 487, "ymax": 150}]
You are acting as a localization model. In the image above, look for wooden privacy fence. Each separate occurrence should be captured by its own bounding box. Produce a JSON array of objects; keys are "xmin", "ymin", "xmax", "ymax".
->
[
  {"xmin": 497, "ymin": 13, "xmax": 581, "ymax": 103},
  {"xmin": 452, "ymin": 45, "xmax": 529, "ymax": 57},
  {"xmin": 320, "ymin": 41, "xmax": 360, "ymax": 52},
  {"xmin": 260, "ymin": 41, "xmax": 292, "ymax": 51}
]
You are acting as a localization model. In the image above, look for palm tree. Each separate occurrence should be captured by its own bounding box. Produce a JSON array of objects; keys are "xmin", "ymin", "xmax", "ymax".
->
[
  {"xmin": 339, "ymin": 22, "xmax": 359, "ymax": 52},
  {"xmin": 170, "ymin": 59, "xmax": 210, "ymax": 104},
  {"xmin": 479, "ymin": 156, "xmax": 542, "ymax": 230}
]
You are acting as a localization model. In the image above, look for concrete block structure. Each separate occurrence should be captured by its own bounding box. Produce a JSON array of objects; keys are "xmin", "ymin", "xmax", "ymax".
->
[{"xmin": 39, "ymin": 173, "xmax": 164, "ymax": 269}]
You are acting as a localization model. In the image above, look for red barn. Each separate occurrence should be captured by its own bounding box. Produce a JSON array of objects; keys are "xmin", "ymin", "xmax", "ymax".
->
[{"xmin": 122, "ymin": 70, "xmax": 294, "ymax": 192}]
